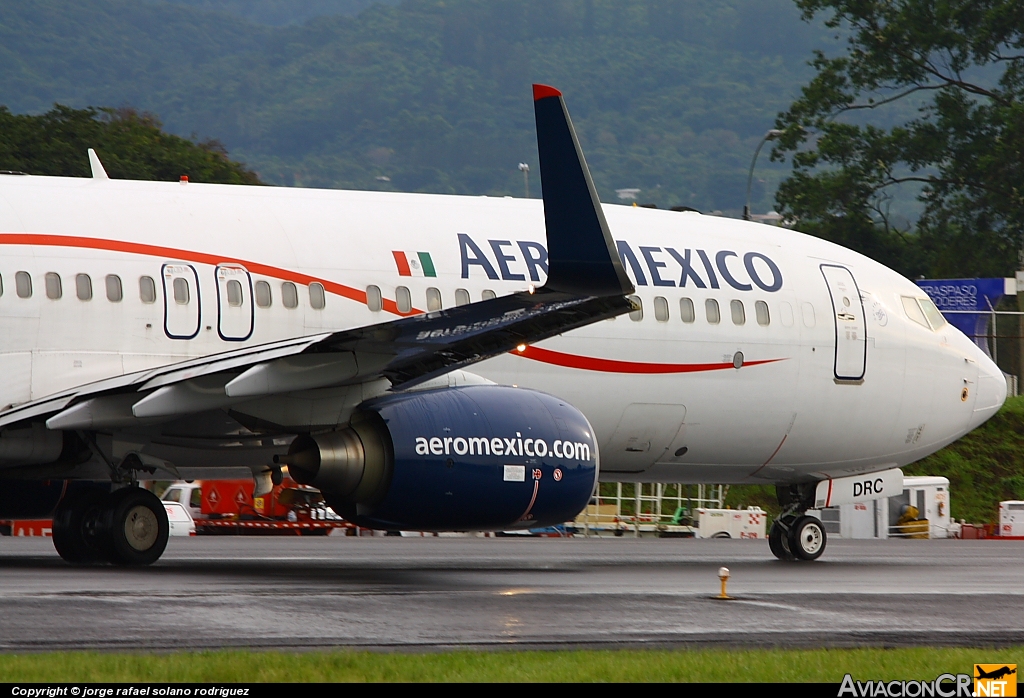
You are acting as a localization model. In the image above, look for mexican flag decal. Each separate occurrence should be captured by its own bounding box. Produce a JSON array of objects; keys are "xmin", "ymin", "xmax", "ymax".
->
[{"xmin": 393, "ymin": 251, "xmax": 437, "ymax": 277}]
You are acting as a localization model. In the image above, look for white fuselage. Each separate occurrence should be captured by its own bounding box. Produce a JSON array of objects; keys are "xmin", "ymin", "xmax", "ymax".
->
[{"xmin": 0, "ymin": 175, "xmax": 1006, "ymax": 483}]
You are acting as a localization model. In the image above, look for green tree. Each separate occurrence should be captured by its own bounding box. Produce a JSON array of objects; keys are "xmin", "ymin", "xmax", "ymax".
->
[
  {"xmin": 773, "ymin": 0, "xmax": 1024, "ymax": 279},
  {"xmin": 0, "ymin": 105, "xmax": 260, "ymax": 184}
]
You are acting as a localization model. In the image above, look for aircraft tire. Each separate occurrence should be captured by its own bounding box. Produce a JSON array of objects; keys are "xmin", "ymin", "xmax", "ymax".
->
[
  {"xmin": 768, "ymin": 520, "xmax": 795, "ymax": 561},
  {"xmin": 52, "ymin": 488, "xmax": 107, "ymax": 564},
  {"xmin": 788, "ymin": 515, "xmax": 827, "ymax": 561},
  {"xmin": 99, "ymin": 487, "xmax": 169, "ymax": 566}
]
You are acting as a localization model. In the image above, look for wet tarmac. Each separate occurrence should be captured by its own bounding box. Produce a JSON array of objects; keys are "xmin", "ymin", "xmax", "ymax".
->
[{"xmin": 0, "ymin": 535, "xmax": 1021, "ymax": 651}]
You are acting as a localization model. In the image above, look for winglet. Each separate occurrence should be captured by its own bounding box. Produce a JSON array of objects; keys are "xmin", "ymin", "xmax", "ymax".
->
[
  {"xmin": 88, "ymin": 149, "xmax": 109, "ymax": 180},
  {"xmin": 533, "ymin": 84, "xmax": 633, "ymax": 297},
  {"xmin": 533, "ymin": 84, "xmax": 562, "ymax": 101}
]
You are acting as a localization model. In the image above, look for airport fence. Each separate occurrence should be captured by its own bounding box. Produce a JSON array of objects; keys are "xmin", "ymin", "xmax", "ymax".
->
[{"xmin": 576, "ymin": 482, "xmax": 727, "ymax": 537}]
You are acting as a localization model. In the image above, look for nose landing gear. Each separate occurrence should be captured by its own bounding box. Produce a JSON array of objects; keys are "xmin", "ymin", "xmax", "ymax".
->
[
  {"xmin": 769, "ymin": 484, "xmax": 828, "ymax": 561},
  {"xmin": 768, "ymin": 518, "xmax": 794, "ymax": 560},
  {"xmin": 52, "ymin": 486, "xmax": 169, "ymax": 566},
  {"xmin": 769, "ymin": 515, "xmax": 827, "ymax": 561}
]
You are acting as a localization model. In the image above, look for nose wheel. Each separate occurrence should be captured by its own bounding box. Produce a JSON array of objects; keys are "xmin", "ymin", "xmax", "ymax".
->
[
  {"xmin": 52, "ymin": 486, "xmax": 169, "ymax": 566},
  {"xmin": 768, "ymin": 520, "xmax": 794, "ymax": 561},
  {"xmin": 768, "ymin": 514, "xmax": 827, "ymax": 561}
]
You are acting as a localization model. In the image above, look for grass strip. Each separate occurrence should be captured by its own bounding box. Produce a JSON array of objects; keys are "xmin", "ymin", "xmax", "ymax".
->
[{"xmin": 0, "ymin": 647, "xmax": 1022, "ymax": 682}]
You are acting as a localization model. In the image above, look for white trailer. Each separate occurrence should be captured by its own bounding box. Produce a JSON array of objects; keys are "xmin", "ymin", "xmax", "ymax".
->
[
  {"xmin": 999, "ymin": 501, "xmax": 1024, "ymax": 537},
  {"xmin": 696, "ymin": 507, "xmax": 766, "ymax": 539}
]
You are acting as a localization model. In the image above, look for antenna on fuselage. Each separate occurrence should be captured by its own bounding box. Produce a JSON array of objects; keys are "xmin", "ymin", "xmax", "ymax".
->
[{"xmin": 87, "ymin": 148, "xmax": 109, "ymax": 180}]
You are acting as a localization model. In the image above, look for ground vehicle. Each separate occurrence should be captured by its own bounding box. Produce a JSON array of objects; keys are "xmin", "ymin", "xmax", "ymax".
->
[
  {"xmin": 159, "ymin": 479, "xmax": 345, "ymax": 535},
  {"xmin": 697, "ymin": 507, "xmax": 766, "ymax": 539},
  {"xmin": 162, "ymin": 500, "xmax": 195, "ymax": 537}
]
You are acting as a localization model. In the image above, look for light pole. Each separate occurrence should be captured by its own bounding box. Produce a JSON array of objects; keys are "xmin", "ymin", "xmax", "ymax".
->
[
  {"xmin": 744, "ymin": 129, "xmax": 784, "ymax": 221},
  {"xmin": 518, "ymin": 163, "xmax": 530, "ymax": 198}
]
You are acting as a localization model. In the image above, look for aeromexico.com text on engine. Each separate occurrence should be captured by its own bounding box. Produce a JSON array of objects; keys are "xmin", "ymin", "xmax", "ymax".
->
[{"xmin": 414, "ymin": 435, "xmax": 592, "ymax": 461}]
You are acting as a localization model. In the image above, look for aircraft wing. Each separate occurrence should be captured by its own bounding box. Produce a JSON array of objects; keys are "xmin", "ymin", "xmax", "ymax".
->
[{"xmin": 0, "ymin": 84, "xmax": 635, "ymax": 433}]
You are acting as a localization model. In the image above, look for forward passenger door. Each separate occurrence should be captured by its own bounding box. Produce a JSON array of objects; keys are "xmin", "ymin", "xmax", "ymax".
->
[
  {"xmin": 820, "ymin": 264, "xmax": 867, "ymax": 382},
  {"xmin": 162, "ymin": 263, "xmax": 201, "ymax": 340}
]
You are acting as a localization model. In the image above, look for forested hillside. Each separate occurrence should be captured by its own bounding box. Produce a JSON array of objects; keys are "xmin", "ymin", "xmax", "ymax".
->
[
  {"xmin": 0, "ymin": 105, "xmax": 260, "ymax": 183},
  {"xmin": 0, "ymin": 0, "xmax": 829, "ymax": 212},
  {"xmin": 156, "ymin": 0, "xmax": 399, "ymax": 26}
]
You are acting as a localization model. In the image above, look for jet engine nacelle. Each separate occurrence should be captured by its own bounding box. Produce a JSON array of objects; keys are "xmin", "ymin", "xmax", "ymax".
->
[
  {"xmin": 280, "ymin": 385, "xmax": 599, "ymax": 531},
  {"xmin": 0, "ymin": 424, "xmax": 64, "ymax": 466}
]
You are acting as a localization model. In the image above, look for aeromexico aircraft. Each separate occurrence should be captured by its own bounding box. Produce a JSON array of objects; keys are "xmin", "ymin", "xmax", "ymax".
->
[{"xmin": 0, "ymin": 85, "xmax": 1005, "ymax": 565}]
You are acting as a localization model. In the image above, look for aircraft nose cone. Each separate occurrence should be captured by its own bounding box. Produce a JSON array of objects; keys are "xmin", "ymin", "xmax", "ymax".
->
[{"xmin": 970, "ymin": 352, "xmax": 1007, "ymax": 430}]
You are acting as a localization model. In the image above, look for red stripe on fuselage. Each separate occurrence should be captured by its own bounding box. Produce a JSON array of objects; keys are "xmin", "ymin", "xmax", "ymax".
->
[{"xmin": 515, "ymin": 345, "xmax": 786, "ymax": 374}]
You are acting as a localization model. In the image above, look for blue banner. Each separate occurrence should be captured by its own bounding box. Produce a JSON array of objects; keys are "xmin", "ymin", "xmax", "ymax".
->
[{"xmin": 916, "ymin": 278, "xmax": 1006, "ymax": 354}]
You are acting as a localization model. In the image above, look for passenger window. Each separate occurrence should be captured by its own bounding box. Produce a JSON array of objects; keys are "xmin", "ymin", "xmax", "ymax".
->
[
  {"xmin": 106, "ymin": 274, "xmax": 123, "ymax": 302},
  {"xmin": 679, "ymin": 297, "xmax": 695, "ymax": 323},
  {"xmin": 172, "ymin": 277, "xmax": 189, "ymax": 304},
  {"xmin": 919, "ymin": 297, "xmax": 946, "ymax": 330},
  {"xmin": 654, "ymin": 296, "xmax": 669, "ymax": 322},
  {"xmin": 628, "ymin": 295, "xmax": 643, "ymax": 321},
  {"xmin": 730, "ymin": 299, "xmax": 745, "ymax": 325},
  {"xmin": 396, "ymin": 286, "xmax": 412, "ymax": 313},
  {"xmin": 254, "ymin": 280, "xmax": 272, "ymax": 308},
  {"xmin": 755, "ymin": 300, "xmax": 770, "ymax": 326},
  {"xmin": 45, "ymin": 272, "xmax": 62, "ymax": 300},
  {"xmin": 801, "ymin": 302, "xmax": 815, "ymax": 327},
  {"xmin": 76, "ymin": 274, "xmax": 92, "ymax": 301},
  {"xmin": 481, "ymin": 290, "xmax": 496, "ymax": 301},
  {"xmin": 780, "ymin": 301, "xmax": 794, "ymax": 327},
  {"xmin": 902, "ymin": 296, "xmax": 929, "ymax": 329},
  {"xmin": 282, "ymin": 282, "xmax": 298, "ymax": 309},
  {"xmin": 426, "ymin": 287, "xmax": 442, "ymax": 312},
  {"xmin": 454, "ymin": 288, "xmax": 470, "ymax": 306},
  {"xmin": 139, "ymin": 276, "xmax": 157, "ymax": 304},
  {"xmin": 15, "ymin": 271, "xmax": 31, "ymax": 298},
  {"xmin": 705, "ymin": 298, "xmax": 720, "ymax": 324},
  {"xmin": 309, "ymin": 282, "xmax": 326, "ymax": 310},
  {"xmin": 190, "ymin": 488, "xmax": 202, "ymax": 509},
  {"xmin": 366, "ymin": 285, "xmax": 382, "ymax": 312},
  {"xmin": 226, "ymin": 279, "xmax": 243, "ymax": 307}
]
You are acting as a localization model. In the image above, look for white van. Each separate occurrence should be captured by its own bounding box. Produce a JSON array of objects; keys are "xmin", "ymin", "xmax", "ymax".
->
[{"xmin": 163, "ymin": 501, "xmax": 196, "ymax": 537}]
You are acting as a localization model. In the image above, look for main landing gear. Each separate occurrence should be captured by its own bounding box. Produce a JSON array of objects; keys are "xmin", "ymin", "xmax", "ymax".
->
[
  {"xmin": 52, "ymin": 486, "xmax": 169, "ymax": 566},
  {"xmin": 769, "ymin": 484, "xmax": 827, "ymax": 561}
]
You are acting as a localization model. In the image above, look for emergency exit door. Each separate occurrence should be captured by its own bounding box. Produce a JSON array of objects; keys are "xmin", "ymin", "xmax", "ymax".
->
[
  {"xmin": 820, "ymin": 264, "xmax": 867, "ymax": 381},
  {"xmin": 214, "ymin": 265, "xmax": 253, "ymax": 341},
  {"xmin": 162, "ymin": 263, "xmax": 201, "ymax": 340}
]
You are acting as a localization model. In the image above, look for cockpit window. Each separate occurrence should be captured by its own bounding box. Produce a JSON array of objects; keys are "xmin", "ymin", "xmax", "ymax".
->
[
  {"xmin": 918, "ymin": 297, "xmax": 946, "ymax": 330},
  {"xmin": 902, "ymin": 296, "xmax": 930, "ymax": 329}
]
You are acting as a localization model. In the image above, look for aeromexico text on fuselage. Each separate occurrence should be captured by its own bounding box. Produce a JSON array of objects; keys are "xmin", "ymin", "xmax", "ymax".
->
[
  {"xmin": 414, "ymin": 434, "xmax": 592, "ymax": 461},
  {"xmin": 457, "ymin": 234, "xmax": 783, "ymax": 291}
]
